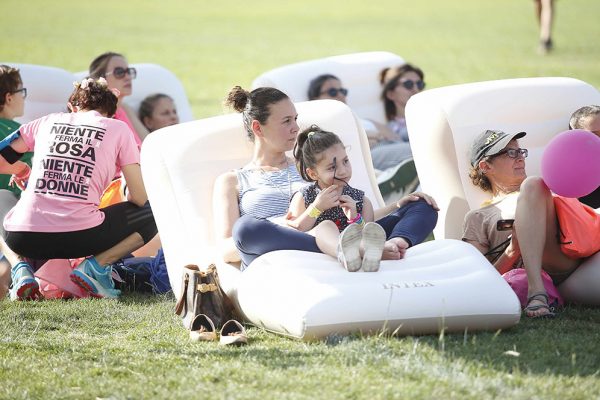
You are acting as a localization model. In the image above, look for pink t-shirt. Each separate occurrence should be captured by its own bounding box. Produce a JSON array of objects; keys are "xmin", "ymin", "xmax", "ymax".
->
[
  {"xmin": 114, "ymin": 107, "xmax": 142, "ymax": 149},
  {"xmin": 4, "ymin": 110, "xmax": 139, "ymax": 233}
]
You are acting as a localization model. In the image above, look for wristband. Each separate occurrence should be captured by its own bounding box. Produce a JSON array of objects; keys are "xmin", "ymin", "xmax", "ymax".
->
[
  {"xmin": 348, "ymin": 213, "xmax": 365, "ymax": 226},
  {"xmin": 308, "ymin": 205, "xmax": 322, "ymax": 218}
]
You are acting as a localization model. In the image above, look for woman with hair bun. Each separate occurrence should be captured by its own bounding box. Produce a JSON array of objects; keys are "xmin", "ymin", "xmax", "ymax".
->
[
  {"xmin": 0, "ymin": 77, "xmax": 157, "ymax": 300},
  {"xmin": 214, "ymin": 86, "xmax": 438, "ymax": 270}
]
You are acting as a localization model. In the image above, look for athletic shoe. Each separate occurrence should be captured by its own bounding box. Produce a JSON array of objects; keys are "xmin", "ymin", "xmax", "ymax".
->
[
  {"xmin": 9, "ymin": 261, "xmax": 40, "ymax": 301},
  {"xmin": 337, "ymin": 223, "xmax": 363, "ymax": 272},
  {"xmin": 361, "ymin": 222, "xmax": 386, "ymax": 272},
  {"xmin": 70, "ymin": 257, "xmax": 121, "ymax": 299}
]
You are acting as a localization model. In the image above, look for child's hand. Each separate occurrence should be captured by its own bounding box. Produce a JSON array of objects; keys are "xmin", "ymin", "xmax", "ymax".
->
[
  {"xmin": 339, "ymin": 195, "xmax": 357, "ymax": 219},
  {"xmin": 314, "ymin": 185, "xmax": 340, "ymax": 211},
  {"xmin": 9, "ymin": 164, "xmax": 31, "ymax": 191}
]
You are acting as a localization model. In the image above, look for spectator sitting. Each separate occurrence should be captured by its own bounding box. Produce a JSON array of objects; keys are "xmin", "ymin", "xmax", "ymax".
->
[
  {"xmin": 462, "ymin": 129, "xmax": 599, "ymax": 318},
  {"xmin": 139, "ymin": 93, "xmax": 179, "ymax": 133},
  {"xmin": 88, "ymin": 52, "xmax": 149, "ymax": 148},
  {"xmin": 569, "ymin": 105, "xmax": 600, "ymax": 208}
]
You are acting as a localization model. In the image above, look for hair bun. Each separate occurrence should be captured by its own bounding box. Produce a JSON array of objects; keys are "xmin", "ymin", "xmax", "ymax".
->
[{"xmin": 224, "ymin": 86, "xmax": 250, "ymax": 113}]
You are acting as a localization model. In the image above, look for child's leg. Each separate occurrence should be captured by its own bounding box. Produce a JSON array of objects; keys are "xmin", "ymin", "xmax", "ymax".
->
[{"xmin": 312, "ymin": 220, "xmax": 342, "ymax": 257}]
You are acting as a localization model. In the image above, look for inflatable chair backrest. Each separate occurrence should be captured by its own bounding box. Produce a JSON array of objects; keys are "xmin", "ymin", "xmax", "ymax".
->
[
  {"xmin": 251, "ymin": 52, "xmax": 404, "ymax": 124},
  {"xmin": 406, "ymin": 77, "xmax": 600, "ymax": 240},
  {"xmin": 74, "ymin": 63, "xmax": 193, "ymax": 123},
  {"xmin": 141, "ymin": 100, "xmax": 382, "ymax": 292},
  {"xmin": 4, "ymin": 63, "xmax": 74, "ymax": 124}
]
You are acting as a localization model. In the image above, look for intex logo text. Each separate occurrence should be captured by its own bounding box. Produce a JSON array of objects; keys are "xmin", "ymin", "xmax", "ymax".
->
[{"xmin": 383, "ymin": 282, "xmax": 434, "ymax": 289}]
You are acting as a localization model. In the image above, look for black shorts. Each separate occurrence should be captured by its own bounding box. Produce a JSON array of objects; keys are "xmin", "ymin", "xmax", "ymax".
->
[{"xmin": 4, "ymin": 201, "xmax": 157, "ymax": 260}]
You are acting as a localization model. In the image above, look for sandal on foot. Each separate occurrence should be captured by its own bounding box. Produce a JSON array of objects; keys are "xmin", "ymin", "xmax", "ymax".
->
[
  {"xmin": 337, "ymin": 223, "xmax": 363, "ymax": 272},
  {"xmin": 524, "ymin": 292, "xmax": 556, "ymax": 319},
  {"xmin": 189, "ymin": 314, "xmax": 217, "ymax": 342},
  {"xmin": 361, "ymin": 222, "xmax": 386, "ymax": 272},
  {"xmin": 219, "ymin": 319, "xmax": 247, "ymax": 346}
]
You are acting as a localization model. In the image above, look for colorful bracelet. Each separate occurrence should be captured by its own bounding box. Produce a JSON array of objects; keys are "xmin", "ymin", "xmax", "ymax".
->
[
  {"xmin": 348, "ymin": 213, "xmax": 365, "ymax": 226},
  {"xmin": 308, "ymin": 205, "xmax": 322, "ymax": 218}
]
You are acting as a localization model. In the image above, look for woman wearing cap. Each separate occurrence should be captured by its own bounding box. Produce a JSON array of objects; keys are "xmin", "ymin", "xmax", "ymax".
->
[{"xmin": 462, "ymin": 129, "xmax": 585, "ymax": 318}]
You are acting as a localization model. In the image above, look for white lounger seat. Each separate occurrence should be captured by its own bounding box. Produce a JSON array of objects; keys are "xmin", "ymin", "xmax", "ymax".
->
[
  {"xmin": 406, "ymin": 77, "xmax": 600, "ymax": 305},
  {"xmin": 141, "ymin": 99, "xmax": 520, "ymax": 340}
]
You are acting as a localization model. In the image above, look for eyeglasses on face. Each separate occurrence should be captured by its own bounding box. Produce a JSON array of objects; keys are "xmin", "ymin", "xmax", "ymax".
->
[
  {"xmin": 11, "ymin": 88, "xmax": 27, "ymax": 99},
  {"xmin": 105, "ymin": 67, "xmax": 137, "ymax": 79},
  {"xmin": 399, "ymin": 79, "xmax": 425, "ymax": 91},
  {"xmin": 321, "ymin": 87, "xmax": 348, "ymax": 97},
  {"xmin": 493, "ymin": 148, "xmax": 528, "ymax": 159}
]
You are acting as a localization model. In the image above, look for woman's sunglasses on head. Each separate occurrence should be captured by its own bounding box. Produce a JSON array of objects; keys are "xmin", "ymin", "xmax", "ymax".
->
[
  {"xmin": 399, "ymin": 79, "xmax": 425, "ymax": 91},
  {"xmin": 321, "ymin": 87, "xmax": 348, "ymax": 97},
  {"xmin": 105, "ymin": 67, "xmax": 137, "ymax": 80},
  {"xmin": 10, "ymin": 88, "xmax": 27, "ymax": 99}
]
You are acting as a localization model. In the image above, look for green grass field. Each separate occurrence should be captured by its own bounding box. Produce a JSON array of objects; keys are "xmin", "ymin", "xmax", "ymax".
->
[{"xmin": 2, "ymin": 0, "xmax": 600, "ymax": 399}]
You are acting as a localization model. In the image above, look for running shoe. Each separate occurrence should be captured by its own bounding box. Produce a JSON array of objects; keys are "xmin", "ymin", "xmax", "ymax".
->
[
  {"xmin": 70, "ymin": 257, "xmax": 121, "ymax": 299},
  {"xmin": 9, "ymin": 261, "xmax": 40, "ymax": 301}
]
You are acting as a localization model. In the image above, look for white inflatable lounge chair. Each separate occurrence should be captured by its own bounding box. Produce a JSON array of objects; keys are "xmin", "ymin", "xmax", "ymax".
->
[
  {"xmin": 251, "ymin": 51, "xmax": 404, "ymax": 125},
  {"xmin": 2, "ymin": 62, "xmax": 193, "ymax": 124},
  {"xmin": 141, "ymin": 99, "xmax": 520, "ymax": 340},
  {"xmin": 406, "ymin": 76, "xmax": 600, "ymax": 305}
]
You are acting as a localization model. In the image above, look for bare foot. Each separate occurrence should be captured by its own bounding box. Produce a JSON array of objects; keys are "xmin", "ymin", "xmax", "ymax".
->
[
  {"xmin": 387, "ymin": 237, "xmax": 409, "ymax": 259},
  {"xmin": 381, "ymin": 242, "xmax": 401, "ymax": 260}
]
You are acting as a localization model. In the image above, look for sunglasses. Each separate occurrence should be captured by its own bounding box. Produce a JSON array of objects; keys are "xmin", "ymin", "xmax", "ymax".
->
[
  {"xmin": 105, "ymin": 67, "xmax": 137, "ymax": 79},
  {"xmin": 321, "ymin": 87, "xmax": 348, "ymax": 97},
  {"xmin": 399, "ymin": 79, "xmax": 425, "ymax": 91},
  {"xmin": 491, "ymin": 148, "xmax": 528, "ymax": 159},
  {"xmin": 11, "ymin": 88, "xmax": 27, "ymax": 99}
]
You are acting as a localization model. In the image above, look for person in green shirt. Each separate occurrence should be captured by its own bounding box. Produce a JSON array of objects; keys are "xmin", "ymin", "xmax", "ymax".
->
[{"xmin": 0, "ymin": 65, "xmax": 34, "ymax": 298}]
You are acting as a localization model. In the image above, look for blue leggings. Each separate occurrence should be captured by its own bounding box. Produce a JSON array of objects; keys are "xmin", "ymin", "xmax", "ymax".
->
[{"xmin": 234, "ymin": 199, "xmax": 438, "ymax": 269}]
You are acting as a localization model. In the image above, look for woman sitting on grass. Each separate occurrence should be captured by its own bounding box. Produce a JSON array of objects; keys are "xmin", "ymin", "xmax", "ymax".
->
[
  {"xmin": 213, "ymin": 86, "xmax": 438, "ymax": 270},
  {"xmin": 0, "ymin": 77, "xmax": 157, "ymax": 300}
]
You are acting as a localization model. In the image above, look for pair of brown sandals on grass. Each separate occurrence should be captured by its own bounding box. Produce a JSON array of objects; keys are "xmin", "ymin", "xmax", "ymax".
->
[
  {"xmin": 524, "ymin": 292, "xmax": 556, "ymax": 319},
  {"xmin": 189, "ymin": 314, "xmax": 248, "ymax": 346}
]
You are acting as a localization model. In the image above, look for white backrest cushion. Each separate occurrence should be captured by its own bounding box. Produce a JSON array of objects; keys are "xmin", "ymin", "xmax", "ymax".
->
[
  {"xmin": 75, "ymin": 63, "xmax": 193, "ymax": 122},
  {"xmin": 141, "ymin": 100, "xmax": 383, "ymax": 273},
  {"xmin": 251, "ymin": 52, "xmax": 404, "ymax": 124},
  {"xmin": 406, "ymin": 77, "xmax": 600, "ymax": 240},
  {"xmin": 4, "ymin": 63, "xmax": 74, "ymax": 124}
]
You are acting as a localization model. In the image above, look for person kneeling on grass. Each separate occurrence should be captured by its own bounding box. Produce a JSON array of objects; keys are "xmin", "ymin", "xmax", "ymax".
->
[{"xmin": 0, "ymin": 77, "xmax": 157, "ymax": 300}]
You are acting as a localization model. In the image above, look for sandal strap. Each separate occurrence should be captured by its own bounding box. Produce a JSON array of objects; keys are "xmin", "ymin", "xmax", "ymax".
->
[{"xmin": 527, "ymin": 292, "xmax": 549, "ymax": 304}]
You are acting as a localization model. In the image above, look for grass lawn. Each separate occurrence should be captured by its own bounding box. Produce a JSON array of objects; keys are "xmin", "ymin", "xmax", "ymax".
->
[{"xmin": 1, "ymin": 0, "xmax": 600, "ymax": 398}]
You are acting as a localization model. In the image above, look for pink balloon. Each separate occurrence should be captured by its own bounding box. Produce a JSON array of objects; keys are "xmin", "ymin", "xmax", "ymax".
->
[{"xmin": 541, "ymin": 130, "xmax": 600, "ymax": 198}]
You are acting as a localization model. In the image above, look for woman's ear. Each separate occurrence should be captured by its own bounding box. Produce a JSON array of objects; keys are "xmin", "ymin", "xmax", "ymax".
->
[
  {"xmin": 251, "ymin": 119, "xmax": 263, "ymax": 139},
  {"xmin": 478, "ymin": 159, "xmax": 490, "ymax": 173},
  {"xmin": 143, "ymin": 116, "xmax": 154, "ymax": 131}
]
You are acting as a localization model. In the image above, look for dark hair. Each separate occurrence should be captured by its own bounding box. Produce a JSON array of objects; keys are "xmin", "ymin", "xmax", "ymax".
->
[
  {"xmin": 468, "ymin": 164, "xmax": 492, "ymax": 192},
  {"xmin": 569, "ymin": 105, "xmax": 600, "ymax": 129},
  {"xmin": 307, "ymin": 74, "xmax": 340, "ymax": 100},
  {"xmin": 68, "ymin": 78, "xmax": 118, "ymax": 117},
  {"xmin": 224, "ymin": 86, "xmax": 289, "ymax": 141},
  {"xmin": 380, "ymin": 63, "xmax": 425, "ymax": 121},
  {"xmin": 89, "ymin": 52, "xmax": 125, "ymax": 78},
  {"xmin": 0, "ymin": 65, "xmax": 23, "ymax": 112},
  {"xmin": 293, "ymin": 124, "xmax": 343, "ymax": 182},
  {"xmin": 139, "ymin": 93, "xmax": 174, "ymax": 123}
]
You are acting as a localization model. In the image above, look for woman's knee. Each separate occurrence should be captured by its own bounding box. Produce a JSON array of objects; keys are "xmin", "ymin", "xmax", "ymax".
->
[{"xmin": 519, "ymin": 177, "xmax": 551, "ymax": 202}]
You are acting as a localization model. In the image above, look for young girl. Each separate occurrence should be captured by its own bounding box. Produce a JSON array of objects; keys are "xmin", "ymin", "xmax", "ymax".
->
[{"xmin": 287, "ymin": 125, "xmax": 386, "ymax": 272}]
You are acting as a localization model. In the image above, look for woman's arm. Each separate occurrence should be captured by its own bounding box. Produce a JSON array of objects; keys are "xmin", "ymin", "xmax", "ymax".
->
[
  {"xmin": 374, "ymin": 191, "xmax": 439, "ymax": 220},
  {"xmin": 121, "ymin": 163, "xmax": 148, "ymax": 207},
  {"xmin": 286, "ymin": 192, "xmax": 314, "ymax": 232},
  {"xmin": 213, "ymin": 171, "xmax": 242, "ymax": 263},
  {"xmin": 0, "ymin": 136, "xmax": 32, "ymax": 176},
  {"xmin": 122, "ymin": 103, "xmax": 150, "ymax": 143}
]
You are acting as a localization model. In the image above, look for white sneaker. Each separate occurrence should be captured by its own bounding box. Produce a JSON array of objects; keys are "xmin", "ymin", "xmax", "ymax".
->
[
  {"xmin": 361, "ymin": 222, "xmax": 386, "ymax": 272},
  {"xmin": 337, "ymin": 223, "xmax": 363, "ymax": 272}
]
